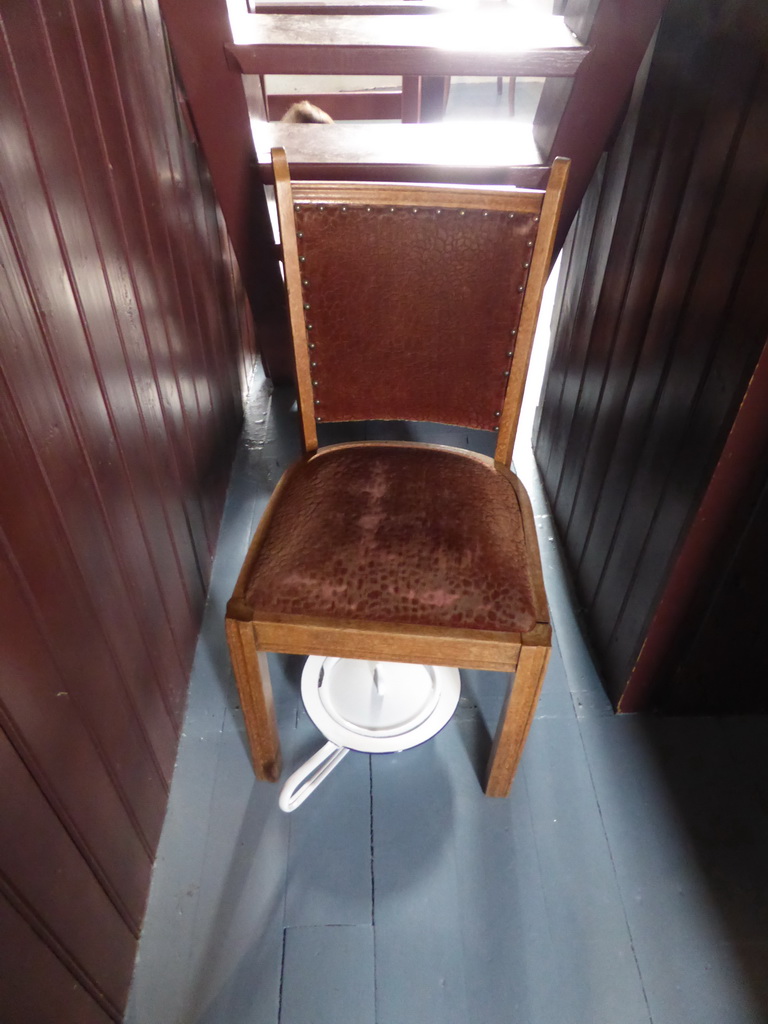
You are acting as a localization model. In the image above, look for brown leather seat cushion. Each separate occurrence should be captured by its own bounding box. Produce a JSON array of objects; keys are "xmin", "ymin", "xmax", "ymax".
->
[{"xmin": 245, "ymin": 444, "xmax": 538, "ymax": 633}]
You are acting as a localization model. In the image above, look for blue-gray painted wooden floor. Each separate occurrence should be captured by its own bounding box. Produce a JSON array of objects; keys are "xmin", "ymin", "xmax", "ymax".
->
[{"xmin": 125, "ymin": 367, "xmax": 768, "ymax": 1024}]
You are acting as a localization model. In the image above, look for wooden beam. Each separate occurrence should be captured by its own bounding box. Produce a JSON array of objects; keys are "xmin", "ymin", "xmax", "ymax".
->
[
  {"xmin": 226, "ymin": 11, "xmax": 590, "ymax": 77},
  {"xmin": 251, "ymin": 120, "xmax": 548, "ymax": 185},
  {"xmin": 159, "ymin": 0, "xmax": 293, "ymax": 380}
]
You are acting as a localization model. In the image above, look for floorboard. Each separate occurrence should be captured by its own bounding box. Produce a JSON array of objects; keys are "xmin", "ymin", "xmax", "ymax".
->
[
  {"xmin": 284, "ymin": 706, "xmax": 373, "ymax": 929},
  {"xmin": 523, "ymin": 713, "xmax": 651, "ymax": 1024},
  {"xmin": 580, "ymin": 714, "xmax": 768, "ymax": 1024},
  {"xmin": 280, "ymin": 924, "xmax": 376, "ymax": 1024},
  {"xmin": 371, "ymin": 731, "xmax": 470, "ymax": 1024},
  {"xmin": 174, "ymin": 708, "xmax": 289, "ymax": 1024},
  {"xmin": 126, "ymin": 254, "xmax": 768, "ymax": 1024},
  {"xmin": 450, "ymin": 696, "xmax": 557, "ymax": 1024}
]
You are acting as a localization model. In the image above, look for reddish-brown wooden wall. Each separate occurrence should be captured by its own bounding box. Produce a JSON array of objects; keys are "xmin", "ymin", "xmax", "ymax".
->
[
  {"xmin": 534, "ymin": 0, "xmax": 768, "ymax": 708},
  {"xmin": 0, "ymin": 0, "xmax": 255, "ymax": 1020}
]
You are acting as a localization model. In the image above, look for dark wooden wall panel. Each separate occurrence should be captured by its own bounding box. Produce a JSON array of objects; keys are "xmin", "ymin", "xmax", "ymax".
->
[
  {"xmin": 622, "ymin": 336, "xmax": 768, "ymax": 712},
  {"xmin": 0, "ymin": 896, "xmax": 112, "ymax": 1024},
  {"xmin": 534, "ymin": 0, "xmax": 768, "ymax": 706},
  {"xmin": 664, "ymin": 461, "xmax": 768, "ymax": 712},
  {"xmin": 0, "ymin": 730, "xmax": 134, "ymax": 1019},
  {"xmin": 0, "ymin": 0, "xmax": 255, "ymax": 1018}
]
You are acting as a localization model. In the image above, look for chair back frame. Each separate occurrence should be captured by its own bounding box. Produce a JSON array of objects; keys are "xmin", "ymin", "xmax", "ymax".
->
[{"xmin": 272, "ymin": 147, "xmax": 569, "ymax": 465}]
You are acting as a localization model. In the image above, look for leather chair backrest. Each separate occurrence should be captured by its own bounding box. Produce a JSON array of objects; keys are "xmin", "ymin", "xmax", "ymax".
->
[{"xmin": 273, "ymin": 151, "xmax": 569, "ymax": 462}]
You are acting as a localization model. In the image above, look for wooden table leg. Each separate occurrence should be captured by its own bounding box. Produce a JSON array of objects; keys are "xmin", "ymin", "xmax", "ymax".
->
[
  {"xmin": 225, "ymin": 618, "xmax": 282, "ymax": 782},
  {"xmin": 485, "ymin": 643, "xmax": 550, "ymax": 797}
]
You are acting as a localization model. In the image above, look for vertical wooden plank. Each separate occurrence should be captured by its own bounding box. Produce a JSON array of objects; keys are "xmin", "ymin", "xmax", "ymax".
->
[
  {"xmin": 74, "ymin": 0, "xmax": 212, "ymax": 570},
  {"xmin": 166, "ymin": 709, "xmax": 289, "ymax": 1024},
  {"xmin": 534, "ymin": 161, "xmax": 605, "ymax": 476},
  {"xmin": 0, "ymin": 730, "xmax": 136, "ymax": 1018},
  {"xmin": 555, "ymin": 5, "xmax": 709, "ymax": 600},
  {"xmin": 646, "ymin": 460, "xmax": 768, "ymax": 712},
  {"xmin": 0, "ymin": 894, "xmax": 114, "ymax": 1024},
  {"xmin": 161, "ymin": 60, "xmax": 245, "ymax": 491},
  {"xmin": 371, "ymin": 736, "xmax": 470, "ymax": 1024},
  {"xmin": 0, "ymin": 8, "xmax": 188, "ymax": 745},
  {"xmin": 110, "ymin": 0, "xmax": 232, "ymax": 542},
  {"xmin": 283, "ymin": 710, "xmax": 373, "ymax": 928},
  {"xmin": 100, "ymin": 0, "xmax": 218, "ymax": 556},
  {"xmin": 447, "ymin": 674, "xmax": 559, "ymax": 1024},
  {"xmin": 66, "ymin": 0, "xmax": 212, "ymax": 641},
  {"xmin": 0, "ymin": 365, "xmax": 171, "ymax": 851},
  {"xmin": 603, "ymin": 65, "xmax": 768, "ymax": 683},
  {"xmin": 0, "ymin": 547, "xmax": 153, "ymax": 930},
  {"xmin": 522, "ymin": 714, "xmax": 651, "ymax": 1024},
  {"xmin": 280, "ymin": 925, "xmax": 375, "ymax": 1024},
  {"xmin": 450, "ymin": 775, "xmax": 558, "ymax": 1024},
  {"xmin": 543, "ymin": 33, "xmax": 661, "ymax": 527},
  {"xmin": 555, "ymin": 72, "xmax": 695, "ymax": 564},
  {"xmin": 623, "ymin": 336, "xmax": 768, "ymax": 711},
  {"xmin": 590, "ymin": 32, "xmax": 766, "ymax": 676}
]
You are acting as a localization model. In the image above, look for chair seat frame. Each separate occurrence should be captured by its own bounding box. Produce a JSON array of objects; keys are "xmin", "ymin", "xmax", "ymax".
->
[{"xmin": 227, "ymin": 441, "xmax": 551, "ymax": 797}]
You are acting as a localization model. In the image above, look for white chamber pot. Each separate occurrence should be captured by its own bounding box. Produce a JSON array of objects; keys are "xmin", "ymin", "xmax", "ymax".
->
[{"xmin": 278, "ymin": 656, "xmax": 461, "ymax": 812}]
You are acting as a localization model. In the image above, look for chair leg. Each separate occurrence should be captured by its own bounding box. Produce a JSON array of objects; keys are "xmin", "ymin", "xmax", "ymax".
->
[
  {"xmin": 485, "ymin": 644, "xmax": 550, "ymax": 798},
  {"xmin": 225, "ymin": 618, "xmax": 282, "ymax": 782}
]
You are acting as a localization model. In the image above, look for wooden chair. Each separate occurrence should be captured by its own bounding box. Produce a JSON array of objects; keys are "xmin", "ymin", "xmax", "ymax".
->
[{"xmin": 226, "ymin": 148, "xmax": 569, "ymax": 796}]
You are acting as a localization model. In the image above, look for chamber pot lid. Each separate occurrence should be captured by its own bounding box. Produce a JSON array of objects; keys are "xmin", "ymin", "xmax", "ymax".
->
[{"xmin": 301, "ymin": 656, "xmax": 461, "ymax": 754}]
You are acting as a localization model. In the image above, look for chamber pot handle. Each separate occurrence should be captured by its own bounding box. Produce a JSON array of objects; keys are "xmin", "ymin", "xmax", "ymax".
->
[{"xmin": 278, "ymin": 741, "xmax": 350, "ymax": 813}]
